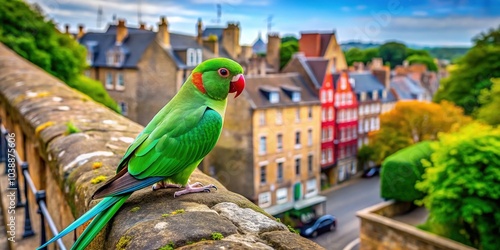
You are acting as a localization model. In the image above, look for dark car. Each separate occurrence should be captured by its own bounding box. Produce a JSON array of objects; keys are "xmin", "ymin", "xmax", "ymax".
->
[
  {"xmin": 362, "ymin": 167, "xmax": 380, "ymax": 178},
  {"xmin": 299, "ymin": 214, "xmax": 337, "ymax": 238}
]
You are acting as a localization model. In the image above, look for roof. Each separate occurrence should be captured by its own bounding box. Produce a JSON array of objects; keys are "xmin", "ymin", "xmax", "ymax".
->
[
  {"xmin": 202, "ymin": 26, "xmax": 225, "ymax": 40},
  {"xmin": 305, "ymin": 58, "xmax": 329, "ymax": 87},
  {"xmin": 390, "ymin": 75, "xmax": 426, "ymax": 100},
  {"xmin": 252, "ymin": 33, "xmax": 266, "ymax": 54},
  {"xmin": 80, "ymin": 26, "xmax": 156, "ymax": 68},
  {"xmin": 319, "ymin": 34, "xmax": 332, "ymax": 56},
  {"xmin": 383, "ymin": 89, "xmax": 397, "ymax": 103},
  {"xmin": 349, "ymin": 72, "xmax": 385, "ymax": 93},
  {"xmin": 244, "ymin": 73, "xmax": 320, "ymax": 109}
]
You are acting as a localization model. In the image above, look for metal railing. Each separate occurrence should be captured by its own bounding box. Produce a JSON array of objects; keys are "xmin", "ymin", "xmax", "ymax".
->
[{"xmin": 1, "ymin": 118, "xmax": 67, "ymax": 250}]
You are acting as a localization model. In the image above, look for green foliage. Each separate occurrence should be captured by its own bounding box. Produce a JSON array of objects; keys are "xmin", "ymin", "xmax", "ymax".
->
[
  {"xmin": 406, "ymin": 54, "xmax": 438, "ymax": 71},
  {"xmin": 472, "ymin": 25, "xmax": 500, "ymax": 47},
  {"xmin": 357, "ymin": 145, "xmax": 375, "ymax": 169},
  {"xmin": 344, "ymin": 47, "xmax": 381, "ymax": 66},
  {"xmin": 159, "ymin": 241, "xmax": 174, "ymax": 250},
  {"xmin": 434, "ymin": 26, "xmax": 500, "ymax": 115},
  {"xmin": 65, "ymin": 121, "xmax": 81, "ymax": 134},
  {"xmin": 380, "ymin": 141, "xmax": 432, "ymax": 202},
  {"xmin": 0, "ymin": 0, "xmax": 118, "ymax": 112},
  {"xmin": 425, "ymin": 47, "xmax": 469, "ymax": 61},
  {"xmin": 379, "ymin": 42, "xmax": 407, "ymax": 69},
  {"xmin": 211, "ymin": 232, "xmax": 224, "ymax": 240},
  {"xmin": 116, "ymin": 236, "xmax": 132, "ymax": 250},
  {"xmin": 416, "ymin": 123, "xmax": 500, "ymax": 250},
  {"xmin": 476, "ymin": 78, "xmax": 500, "ymax": 125},
  {"xmin": 281, "ymin": 35, "xmax": 298, "ymax": 43},
  {"xmin": 129, "ymin": 207, "xmax": 140, "ymax": 212},
  {"xmin": 280, "ymin": 40, "xmax": 299, "ymax": 69},
  {"xmin": 417, "ymin": 215, "xmax": 473, "ymax": 246}
]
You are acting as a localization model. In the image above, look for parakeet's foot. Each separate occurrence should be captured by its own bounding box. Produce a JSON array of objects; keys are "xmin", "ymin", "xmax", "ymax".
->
[
  {"xmin": 174, "ymin": 183, "xmax": 217, "ymax": 197},
  {"xmin": 152, "ymin": 181, "xmax": 182, "ymax": 191}
]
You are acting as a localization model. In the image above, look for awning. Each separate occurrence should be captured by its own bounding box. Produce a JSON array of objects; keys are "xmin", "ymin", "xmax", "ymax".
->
[
  {"xmin": 294, "ymin": 195, "xmax": 327, "ymax": 210},
  {"xmin": 264, "ymin": 195, "xmax": 327, "ymax": 216},
  {"xmin": 264, "ymin": 202, "xmax": 294, "ymax": 216}
]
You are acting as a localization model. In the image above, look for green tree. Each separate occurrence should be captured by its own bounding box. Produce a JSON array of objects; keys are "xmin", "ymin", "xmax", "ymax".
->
[
  {"xmin": 280, "ymin": 40, "xmax": 298, "ymax": 69},
  {"xmin": 0, "ymin": 0, "xmax": 118, "ymax": 112},
  {"xmin": 344, "ymin": 48, "xmax": 365, "ymax": 66},
  {"xmin": 434, "ymin": 26, "xmax": 500, "ymax": 115},
  {"xmin": 406, "ymin": 54, "xmax": 438, "ymax": 71},
  {"xmin": 379, "ymin": 41, "xmax": 407, "ymax": 68},
  {"xmin": 476, "ymin": 78, "xmax": 500, "ymax": 125},
  {"xmin": 357, "ymin": 145, "xmax": 375, "ymax": 170},
  {"xmin": 281, "ymin": 35, "xmax": 298, "ymax": 44},
  {"xmin": 416, "ymin": 123, "xmax": 500, "ymax": 249}
]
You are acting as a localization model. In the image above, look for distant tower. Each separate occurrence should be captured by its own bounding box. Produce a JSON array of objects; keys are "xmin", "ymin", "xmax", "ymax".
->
[{"xmin": 97, "ymin": 5, "xmax": 103, "ymax": 28}]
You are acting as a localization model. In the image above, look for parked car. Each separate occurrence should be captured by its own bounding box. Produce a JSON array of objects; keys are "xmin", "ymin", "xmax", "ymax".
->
[
  {"xmin": 362, "ymin": 167, "xmax": 380, "ymax": 178},
  {"xmin": 299, "ymin": 214, "xmax": 337, "ymax": 238}
]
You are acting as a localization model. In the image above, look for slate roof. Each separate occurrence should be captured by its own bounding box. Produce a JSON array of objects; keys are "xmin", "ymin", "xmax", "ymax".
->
[
  {"xmin": 202, "ymin": 26, "xmax": 225, "ymax": 40},
  {"xmin": 319, "ymin": 33, "xmax": 332, "ymax": 56},
  {"xmin": 244, "ymin": 73, "xmax": 320, "ymax": 109},
  {"xmin": 349, "ymin": 72, "xmax": 385, "ymax": 94},
  {"xmin": 383, "ymin": 89, "xmax": 397, "ymax": 103},
  {"xmin": 390, "ymin": 75, "xmax": 426, "ymax": 100},
  {"xmin": 80, "ymin": 26, "xmax": 156, "ymax": 68},
  {"xmin": 252, "ymin": 34, "xmax": 266, "ymax": 54},
  {"xmin": 305, "ymin": 58, "xmax": 329, "ymax": 87}
]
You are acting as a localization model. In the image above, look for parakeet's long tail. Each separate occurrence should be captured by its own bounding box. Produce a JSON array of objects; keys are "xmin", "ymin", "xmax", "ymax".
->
[{"xmin": 37, "ymin": 194, "xmax": 130, "ymax": 250}]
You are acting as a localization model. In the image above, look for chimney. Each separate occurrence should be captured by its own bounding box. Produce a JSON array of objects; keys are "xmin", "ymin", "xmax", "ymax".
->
[
  {"xmin": 197, "ymin": 18, "xmax": 203, "ymax": 45},
  {"xmin": 139, "ymin": 22, "xmax": 146, "ymax": 30},
  {"xmin": 76, "ymin": 24, "xmax": 85, "ymax": 39},
  {"xmin": 203, "ymin": 36, "xmax": 219, "ymax": 56},
  {"xmin": 299, "ymin": 33, "xmax": 321, "ymax": 57},
  {"xmin": 116, "ymin": 19, "xmax": 128, "ymax": 45},
  {"xmin": 222, "ymin": 22, "xmax": 241, "ymax": 59},
  {"xmin": 64, "ymin": 24, "xmax": 70, "ymax": 34},
  {"xmin": 157, "ymin": 16, "xmax": 170, "ymax": 47},
  {"xmin": 240, "ymin": 45, "xmax": 253, "ymax": 60},
  {"xmin": 266, "ymin": 33, "xmax": 281, "ymax": 72},
  {"xmin": 371, "ymin": 57, "xmax": 383, "ymax": 69}
]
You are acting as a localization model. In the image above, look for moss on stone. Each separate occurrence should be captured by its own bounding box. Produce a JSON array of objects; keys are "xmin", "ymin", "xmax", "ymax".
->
[
  {"xmin": 65, "ymin": 121, "xmax": 81, "ymax": 135},
  {"xmin": 211, "ymin": 232, "xmax": 224, "ymax": 240},
  {"xmin": 171, "ymin": 209, "xmax": 185, "ymax": 215},
  {"xmin": 90, "ymin": 175, "xmax": 107, "ymax": 184},
  {"xmin": 116, "ymin": 235, "xmax": 132, "ymax": 250},
  {"xmin": 161, "ymin": 213, "xmax": 170, "ymax": 218},
  {"xmin": 130, "ymin": 207, "xmax": 140, "ymax": 213},
  {"xmin": 159, "ymin": 241, "xmax": 174, "ymax": 250}
]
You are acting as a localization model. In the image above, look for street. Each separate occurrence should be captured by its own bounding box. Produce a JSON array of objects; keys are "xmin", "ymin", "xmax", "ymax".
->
[{"xmin": 312, "ymin": 176, "xmax": 384, "ymax": 250}]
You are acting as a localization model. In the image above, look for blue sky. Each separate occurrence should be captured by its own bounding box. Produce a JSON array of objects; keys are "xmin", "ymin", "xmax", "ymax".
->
[{"xmin": 28, "ymin": 0, "xmax": 500, "ymax": 46}]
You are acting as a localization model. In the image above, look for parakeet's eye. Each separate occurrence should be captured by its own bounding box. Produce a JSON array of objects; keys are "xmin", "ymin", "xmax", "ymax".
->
[{"xmin": 218, "ymin": 68, "xmax": 229, "ymax": 77}]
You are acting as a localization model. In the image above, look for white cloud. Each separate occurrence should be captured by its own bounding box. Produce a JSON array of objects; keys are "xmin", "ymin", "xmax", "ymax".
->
[{"xmin": 189, "ymin": 0, "xmax": 270, "ymax": 6}]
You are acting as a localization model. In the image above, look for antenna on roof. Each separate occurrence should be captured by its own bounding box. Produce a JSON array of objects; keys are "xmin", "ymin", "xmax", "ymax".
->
[
  {"xmin": 97, "ymin": 5, "xmax": 103, "ymax": 28},
  {"xmin": 213, "ymin": 3, "xmax": 221, "ymax": 24},
  {"xmin": 266, "ymin": 15, "xmax": 274, "ymax": 33},
  {"xmin": 137, "ymin": 0, "xmax": 143, "ymax": 24}
]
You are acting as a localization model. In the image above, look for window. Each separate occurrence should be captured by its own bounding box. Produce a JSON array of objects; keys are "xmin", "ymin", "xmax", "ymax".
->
[
  {"xmin": 321, "ymin": 91, "xmax": 326, "ymax": 103},
  {"xmin": 327, "ymin": 148, "xmax": 333, "ymax": 162},
  {"xmin": 277, "ymin": 134, "xmax": 283, "ymax": 151},
  {"xmin": 360, "ymin": 92, "xmax": 367, "ymax": 101},
  {"xmin": 321, "ymin": 150, "xmax": 327, "ymax": 164},
  {"xmin": 373, "ymin": 90, "xmax": 379, "ymax": 100},
  {"xmin": 295, "ymin": 131, "xmax": 301, "ymax": 148},
  {"xmin": 308, "ymin": 155, "xmax": 313, "ymax": 174},
  {"xmin": 276, "ymin": 109, "xmax": 283, "ymax": 124},
  {"xmin": 321, "ymin": 109, "xmax": 326, "ymax": 122},
  {"xmin": 364, "ymin": 119, "xmax": 369, "ymax": 132},
  {"xmin": 86, "ymin": 51, "xmax": 93, "ymax": 66},
  {"xmin": 258, "ymin": 192, "xmax": 271, "ymax": 208},
  {"xmin": 276, "ymin": 187, "xmax": 288, "ymax": 204},
  {"xmin": 295, "ymin": 158, "xmax": 301, "ymax": 176},
  {"xmin": 321, "ymin": 128, "xmax": 327, "ymax": 142},
  {"xmin": 359, "ymin": 119, "xmax": 364, "ymax": 133},
  {"xmin": 116, "ymin": 72, "xmax": 125, "ymax": 90},
  {"xmin": 347, "ymin": 93, "xmax": 353, "ymax": 104},
  {"xmin": 307, "ymin": 129, "xmax": 312, "ymax": 146},
  {"xmin": 328, "ymin": 107, "xmax": 333, "ymax": 121},
  {"xmin": 277, "ymin": 162, "xmax": 283, "ymax": 183},
  {"xmin": 328, "ymin": 126, "xmax": 333, "ymax": 140},
  {"xmin": 335, "ymin": 93, "xmax": 340, "ymax": 107},
  {"xmin": 105, "ymin": 72, "xmax": 113, "ymax": 89},
  {"xmin": 328, "ymin": 90, "xmax": 333, "ymax": 102},
  {"xmin": 187, "ymin": 48, "xmax": 196, "ymax": 66},
  {"xmin": 382, "ymin": 90, "xmax": 388, "ymax": 99},
  {"xmin": 295, "ymin": 108, "xmax": 300, "ymax": 122},
  {"xmin": 292, "ymin": 91, "xmax": 301, "ymax": 102},
  {"xmin": 260, "ymin": 165, "xmax": 266, "ymax": 184},
  {"xmin": 259, "ymin": 111, "xmax": 266, "ymax": 126},
  {"xmin": 259, "ymin": 136, "xmax": 267, "ymax": 154},
  {"xmin": 196, "ymin": 49, "xmax": 203, "ymax": 65},
  {"xmin": 120, "ymin": 102, "xmax": 128, "ymax": 116},
  {"xmin": 308, "ymin": 107, "xmax": 313, "ymax": 119},
  {"xmin": 269, "ymin": 92, "xmax": 279, "ymax": 103},
  {"xmin": 305, "ymin": 179, "xmax": 318, "ymax": 198}
]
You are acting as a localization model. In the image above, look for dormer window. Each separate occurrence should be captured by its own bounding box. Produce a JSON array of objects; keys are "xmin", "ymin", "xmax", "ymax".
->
[
  {"xmin": 372, "ymin": 90, "xmax": 378, "ymax": 100},
  {"xmin": 269, "ymin": 92, "xmax": 280, "ymax": 103},
  {"xmin": 292, "ymin": 92, "xmax": 301, "ymax": 102},
  {"xmin": 86, "ymin": 51, "xmax": 93, "ymax": 66},
  {"xmin": 382, "ymin": 90, "xmax": 387, "ymax": 99},
  {"xmin": 360, "ymin": 92, "xmax": 367, "ymax": 101},
  {"xmin": 281, "ymin": 85, "xmax": 302, "ymax": 102},
  {"xmin": 85, "ymin": 41, "xmax": 98, "ymax": 66},
  {"xmin": 106, "ymin": 46, "xmax": 126, "ymax": 67},
  {"xmin": 187, "ymin": 48, "xmax": 203, "ymax": 66}
]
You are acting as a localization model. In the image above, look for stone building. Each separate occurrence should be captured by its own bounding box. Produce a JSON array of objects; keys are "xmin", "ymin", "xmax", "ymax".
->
[{"xmin": 201, "ymin": 72, "xmax": 325, "ymax": 223}]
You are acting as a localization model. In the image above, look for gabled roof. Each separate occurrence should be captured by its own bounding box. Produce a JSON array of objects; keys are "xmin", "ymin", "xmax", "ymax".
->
[
  {"xmin": 390, "ymin": 75, "xmax": 426, "ymax": 100},
  {"xmin": 319, "ymin": 33, "xmax": 332, "ymax": 56},
  {"xmin": 252, "ymin": 34, "xmax": 266, "ymax": 54},
  {"xmin": 382, "ymin": 89, "xmax": 397, "ymax": 103},
  {"xmin": 244, "ymin": 73, "xmax": 320, "ymax": 109},
  {"xmin": 305, "ymin": 58, "xmax": 329, "ymax": 88},
  {"xmin": 349, "ymin": 72, "xmax": 385, "ymax": 93},
  {"xmin": 80, "ymin": 26, "xmax": 156, "ymax": 68}
]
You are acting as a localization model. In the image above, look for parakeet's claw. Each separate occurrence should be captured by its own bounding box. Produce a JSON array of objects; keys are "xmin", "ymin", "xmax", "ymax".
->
[
  {"xmin": 152, "ymin": 181, "xmax": 181, "ymax": 191},
  {"xmin": 189, "ymin": 182, "xmax": 204, "ymax": 188},
  {"xmin": 173, "ymin": 183, "xmax": 218, "ymax": 197}
]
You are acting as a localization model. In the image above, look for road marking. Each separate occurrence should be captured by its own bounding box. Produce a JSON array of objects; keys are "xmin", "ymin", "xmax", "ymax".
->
[{"xmin": 343, "ymin": 238, "xmax": 360, "ymax": 250}]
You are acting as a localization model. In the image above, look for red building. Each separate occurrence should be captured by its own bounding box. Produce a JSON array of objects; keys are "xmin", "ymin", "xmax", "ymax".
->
[
  {"xmin": 331, "ymin": 71, "xmax": 358, "ymax": 183},
  {"xmin": 319, "ymin": 73, "xmax": 336, "ymax": 185}
]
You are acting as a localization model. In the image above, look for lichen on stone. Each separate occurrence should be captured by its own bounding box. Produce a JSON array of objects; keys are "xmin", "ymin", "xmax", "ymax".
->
[
  {"xmin": 92, "ymin": 161, "xmax": 103, "ymax": 169},
  {"xmin": 130, "ymin": 207, "xmax": 140, "ymax": 213},
  {"xmin": 171, "ymin": 209, "xmax": 185, "ymax": 215},
  {"xmin": 116, "ymin": 235, "xmax": 132, "ymax": 250},
  {"xmin": 90, "ymin": 175, "xmax": 107, "ymax": 184},
  {"xmin": 35, "ymin": 121, "xmax": 55, "ymax": 137}
]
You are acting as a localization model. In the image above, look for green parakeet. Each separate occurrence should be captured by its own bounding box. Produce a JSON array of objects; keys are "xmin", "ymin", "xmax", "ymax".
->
[{"xmin": 38, "ymin": 58, "xmax": 245, "ymax": 250}]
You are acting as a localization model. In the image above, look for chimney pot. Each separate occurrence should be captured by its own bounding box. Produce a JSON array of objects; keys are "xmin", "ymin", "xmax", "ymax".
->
[
  {"xmin": 76, "ymin": 24, "xmax": 85, "ymax": 39},
  {"xmin": 116, "ymin": 19, "xmax": 128, "ymax": 45}
]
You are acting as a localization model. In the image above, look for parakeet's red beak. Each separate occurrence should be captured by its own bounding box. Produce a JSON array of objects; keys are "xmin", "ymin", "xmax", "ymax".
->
[{"xmin": 229, "ymin": 74, "xmax": 245, "ymax": 98}]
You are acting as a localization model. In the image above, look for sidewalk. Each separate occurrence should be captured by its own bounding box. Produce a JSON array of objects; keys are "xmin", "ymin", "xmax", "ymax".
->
[{"xmin": 319, "ymin": 172, "xmax": 364, "ymax": 195}]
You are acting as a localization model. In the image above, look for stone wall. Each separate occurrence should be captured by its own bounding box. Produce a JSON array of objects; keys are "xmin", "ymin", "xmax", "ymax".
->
[
  {"xmin": 357, "ymin": 201, "xmax": 476, "ymax": 250},
  {"xmin": 0, "ymin": 43, "xmax": 323, "ymax": 249}
]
